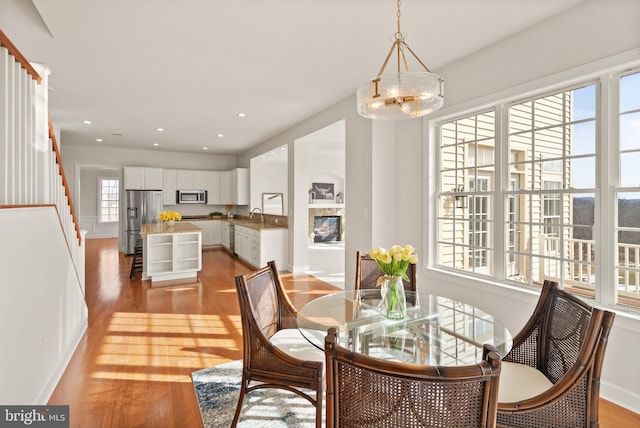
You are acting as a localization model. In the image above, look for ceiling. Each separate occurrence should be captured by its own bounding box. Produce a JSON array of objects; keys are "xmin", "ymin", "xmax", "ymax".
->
[{"xmin": 0, "ymin": 0, "xmax": 585, "ymax": 155}]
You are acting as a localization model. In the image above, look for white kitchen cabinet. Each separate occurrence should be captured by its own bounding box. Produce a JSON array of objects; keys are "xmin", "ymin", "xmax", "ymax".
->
[
  {"xmin": 124, "ymin": 167, "xmax": 164, "ymax": 190},
  {"xmin": 195, "ymin": 171, "xmax": 220, "ymax": 205},
  {"xmin": 173, "ymin": 170, "xmax": 220, "ymax": 204},
  {"xmin": 176, "ymin": 170, "xmax": 194, "ymax": 189},
  {"xmin": 219, "ymin": 171, "xmax": 231, "ymax": 204},
  {"xmin": 219, "ymin": 168, "xmax": 249, "ymax": 205},
  {"xmin": 192, "ymin": 171, "xmax": 209, "ymax": 190},
  {"xmin": 234, "ymin": 168, "xmax": 249, "ymax": 205},
  {"xmin": 221, "ymin": 221, "xmax": 230, "ymax": 249},
  {"xmin": 210, "ymin": 220, "xmax": 221, "ymax": 244},
  {"xmin": 191, "ymin": 220, "xmax": 222, "ymax": 247},
  {"xmin": 163, "ymin": 169, "xmax": 177, "ymax": 205},
  {"xmin": 235, "ymin": 225, "xmax": 287, "ymax": 269},
  {"xmin": 190, "ymin": 221, "xmax": 211, "ymax": 246}
]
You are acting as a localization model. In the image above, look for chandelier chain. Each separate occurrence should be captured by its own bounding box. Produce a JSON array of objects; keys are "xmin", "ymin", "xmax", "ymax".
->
[{"xmin": 397, "ymin": 0, "xmax": 402, "ymax": 35}]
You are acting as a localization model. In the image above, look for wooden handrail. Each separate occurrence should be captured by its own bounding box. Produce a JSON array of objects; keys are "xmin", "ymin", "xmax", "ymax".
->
[
  {"xmin": 1, "ymin": 28, "xmax": 80, "ymax": 245},
  {"xmin": 49, "ymin": 116, "xmax": 82, "ymax": 245},
  {"xmin": 0, "ymin": 29, "xmax": 42, "ymax": 83}
]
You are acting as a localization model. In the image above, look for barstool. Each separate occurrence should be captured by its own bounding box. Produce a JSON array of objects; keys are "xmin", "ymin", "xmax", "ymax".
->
[{"xmin": 129, "ymin": 244, "xmax": 144, "ymax": 279}]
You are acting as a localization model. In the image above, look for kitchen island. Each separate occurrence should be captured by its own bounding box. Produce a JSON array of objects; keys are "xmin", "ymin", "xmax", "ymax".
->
[{"xmin": 140, "ymin": 222, "xmax": 202, "ymax": 283}]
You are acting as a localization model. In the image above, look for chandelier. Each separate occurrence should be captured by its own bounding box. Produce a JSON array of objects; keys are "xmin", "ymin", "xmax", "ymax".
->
[{"xmin": 357, "ymin": 0, "xmax": 444, "ymax": 120}]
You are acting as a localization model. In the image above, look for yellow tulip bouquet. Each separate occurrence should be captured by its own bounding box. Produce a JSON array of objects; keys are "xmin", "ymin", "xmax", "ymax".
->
[
  {"xmin": 369, "ymin": 245, "xmax": 418, "ymax": 319},
  {"xmin": 159, "ymin": 211, "xmax": 182, "ymax": 222}
]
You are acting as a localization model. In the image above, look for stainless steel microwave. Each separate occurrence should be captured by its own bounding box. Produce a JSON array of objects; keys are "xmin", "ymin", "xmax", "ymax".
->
[{"xmin": 176, "ymin": 190, "xmax": 207, "ymax": 204}]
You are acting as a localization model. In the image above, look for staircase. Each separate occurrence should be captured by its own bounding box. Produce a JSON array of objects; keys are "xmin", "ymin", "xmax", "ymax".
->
[{"xmin": 0, "ymin": 28, "xmax": 88, "ymax": 404}]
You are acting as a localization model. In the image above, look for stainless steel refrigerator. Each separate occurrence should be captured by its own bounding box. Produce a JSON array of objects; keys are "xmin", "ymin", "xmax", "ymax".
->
[{"xmin": 125, "ymin": 190, "xmax": 163, "ymax": 254}]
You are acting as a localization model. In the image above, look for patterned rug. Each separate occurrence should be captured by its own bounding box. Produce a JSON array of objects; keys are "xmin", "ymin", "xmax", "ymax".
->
[{"xmin": 191, "ymin": 360, "xmax": 320, "ymax": 427}]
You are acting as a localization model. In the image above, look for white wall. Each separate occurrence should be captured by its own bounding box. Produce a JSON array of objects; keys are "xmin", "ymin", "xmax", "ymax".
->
[
  {"xmin": 0, "ymin": 207, "xmax": 88, "ymax": 404},
  {"xmin": 236, "ymin": 0, "xmax": 640, "ymax": 412},
  {"xmin": 250, "ymin": 150, "xmax": 288, "ymax": 213}
]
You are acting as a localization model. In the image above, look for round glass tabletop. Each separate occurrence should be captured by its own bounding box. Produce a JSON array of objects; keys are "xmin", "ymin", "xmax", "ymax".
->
[{"xmin": 297, "ymin": 289, "xmax": 512, "ymax": 366}]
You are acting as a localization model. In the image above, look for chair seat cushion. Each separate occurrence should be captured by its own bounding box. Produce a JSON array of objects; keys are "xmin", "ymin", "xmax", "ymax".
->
[
  {"xmin": 271, "ymin": 329, "xmax": 325, "ymax": 363},
  {"xmin": 498, "ymin": 361, "xmax": 554, "ymax": 403}
]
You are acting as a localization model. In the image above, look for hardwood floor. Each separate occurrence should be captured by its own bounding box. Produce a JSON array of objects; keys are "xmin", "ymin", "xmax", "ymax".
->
[{"xmin": 49, "ymin": 238, "xmax": 639, "ymax": 427}]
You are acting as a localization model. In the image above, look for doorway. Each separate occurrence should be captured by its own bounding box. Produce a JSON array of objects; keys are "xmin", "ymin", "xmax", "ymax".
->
[{"xmin": 296, "ymin": 120, "xmax": 346, "ymax": 289}]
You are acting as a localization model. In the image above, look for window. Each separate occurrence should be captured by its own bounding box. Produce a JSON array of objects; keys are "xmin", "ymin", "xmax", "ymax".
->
[
  {"xmin": 438, "ymin": 111, "xmax": 495, "ymax": 276},
  {"xmin": 616, "ymin": 71, "xmax": 640, "ymax": 306},
  {"xmin": 99, "ymin": 178, "xmax": 119, "ymax": 223},
  {"xmin": 435, "ymin": 67, "xmax": 640, "ymax": 309}
]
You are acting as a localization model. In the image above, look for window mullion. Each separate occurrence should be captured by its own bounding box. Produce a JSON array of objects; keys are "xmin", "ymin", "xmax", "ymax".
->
[
  {"xmin": 494, "ymin": 104, "xmax": 507, "ymax": 282},
  {"xmin": 599, "ymin": 74, "xmax": 617, "ymax": 306}
]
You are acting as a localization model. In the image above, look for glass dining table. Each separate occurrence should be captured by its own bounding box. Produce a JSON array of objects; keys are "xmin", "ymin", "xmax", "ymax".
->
[{"xmin": 297, "ymin": 289, "xmax": 512, "ymax": 366}]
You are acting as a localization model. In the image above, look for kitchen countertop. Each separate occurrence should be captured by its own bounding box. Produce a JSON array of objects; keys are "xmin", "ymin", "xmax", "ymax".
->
[
  {"xmin": 140, "ymin": 222, "xmax": 202, "ymax": 235},
  {"xmin": 168, "ymin": 216, "xmax": 287, "ymax": 230},
  {"xmin": 223, "ymin": 218, "xmax": 287, "ymax": 231}
]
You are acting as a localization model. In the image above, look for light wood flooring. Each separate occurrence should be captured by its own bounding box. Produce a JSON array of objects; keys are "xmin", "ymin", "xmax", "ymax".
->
[{"xmin": 48, "ymin": 238, "xmax": 639, "ymax": 427}]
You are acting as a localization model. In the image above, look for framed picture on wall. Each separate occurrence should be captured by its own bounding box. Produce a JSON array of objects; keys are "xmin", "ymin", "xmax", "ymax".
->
[{"xmin": 311, "ymin": 182, "xmax": 335, "ymax": 200}]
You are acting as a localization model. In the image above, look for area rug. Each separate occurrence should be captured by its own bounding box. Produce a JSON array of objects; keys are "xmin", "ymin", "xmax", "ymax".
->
[{"xmin": 191, "ymin": 360, "xmax": 320, "ymax": 427}]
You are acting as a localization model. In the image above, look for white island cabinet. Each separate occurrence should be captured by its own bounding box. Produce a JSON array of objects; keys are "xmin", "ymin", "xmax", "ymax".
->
[{"xmin": 141, "ymin": 222, "xmax": 202, "ymax": 283}]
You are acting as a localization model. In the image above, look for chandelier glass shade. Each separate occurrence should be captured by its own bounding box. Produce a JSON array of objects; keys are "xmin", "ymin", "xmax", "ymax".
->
[
  {"xmin": 357, "ymin": 71, "xmax": 444, "ymax": 120},
  {"xmin": 357, "ymin": 0, "xmax": 444, "ymax": 120}
]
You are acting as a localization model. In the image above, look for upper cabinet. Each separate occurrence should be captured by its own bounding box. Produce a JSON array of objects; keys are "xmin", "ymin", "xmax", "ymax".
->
[
  {"xmin": 166, "ymin": 169, "xmax": 220, "ymax": 205},
  {"xmin": 163, "ymin": 169, "xmax": 178, "ymax": 205},
  {"xmin": 124, "ymin": 167, "xmax": 164, "ymax": 190},
  {"xmin": 194, "ymin": 171, "xmax": 220, "ymax": 205},
  {"xmin": 133, "ymin": 166, "xmax": 246, "ymax": 205},
  {"xmin": 219, "ymin": 168, "xmax": 248, "ymax": 205}
]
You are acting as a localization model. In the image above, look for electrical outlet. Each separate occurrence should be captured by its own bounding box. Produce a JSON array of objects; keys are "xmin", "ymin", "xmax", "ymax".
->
[{"xmin": 275, "ymin": 218, "xmax": 278, "ymax": 224}]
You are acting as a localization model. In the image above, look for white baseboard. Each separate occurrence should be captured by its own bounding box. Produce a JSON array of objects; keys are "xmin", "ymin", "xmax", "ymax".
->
[
  {"xmin": 601, "ymin": 381, "xmax": 640, "ymax": 415},
  {"xmin": 37, "ymin": 318, "xmax": 88, "ymax": 404}
]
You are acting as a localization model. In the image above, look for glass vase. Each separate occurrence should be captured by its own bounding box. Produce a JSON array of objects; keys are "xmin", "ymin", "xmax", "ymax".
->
[{"xmin": 380, "ymin": 275, "xmax": 406, "ymax": 319}]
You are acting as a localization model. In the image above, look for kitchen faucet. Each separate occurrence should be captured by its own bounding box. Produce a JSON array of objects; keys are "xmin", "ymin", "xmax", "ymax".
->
[{"xmin": 250, "ymin": 207, "xmax": 264, "ymax": 224}]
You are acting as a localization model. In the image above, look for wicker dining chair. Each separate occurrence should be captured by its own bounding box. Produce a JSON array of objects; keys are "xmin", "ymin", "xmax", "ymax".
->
[
  {"xmin": 324, "ymin": 327, "xmax": 502, "ymax": 428},
  {"xmin": 233, "ymin": 260, "xmax": 324, "ymax": 428},
  {"xmin": 355, "ymin": 250, "xmax": 417, "ymax": 293},
  {"xmin": 497, "ymin": 280, "xmax": 615, "ymax": 428}
]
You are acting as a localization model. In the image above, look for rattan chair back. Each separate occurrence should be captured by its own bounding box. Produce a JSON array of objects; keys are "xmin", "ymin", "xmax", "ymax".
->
[
  {"xmin": 233, "ymin": 260, "xmax": 323, "ymax": 427},
  {"xmin": 497, "ymin": 280, "xmax": 615, "ymax": 428},
  {"xmin": 324, "ymin": 328, "xmax": 502, "ymax": 428}
]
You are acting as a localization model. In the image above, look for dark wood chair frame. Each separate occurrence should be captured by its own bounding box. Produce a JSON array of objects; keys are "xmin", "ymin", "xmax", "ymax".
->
[
  {"xmin": 497, "ymin": 280, "xmax": 616, "ymax": 428},
  {"xmin": 325, "ymin": 327, "xmax": 502, "ymax": 428},
  {"xmin": 355, "ymin": 250, "xmax": 417, "ymax": 292},
  {"xmin": 233, "ymin": 260, "xmax": 323, "ymax": 428}
]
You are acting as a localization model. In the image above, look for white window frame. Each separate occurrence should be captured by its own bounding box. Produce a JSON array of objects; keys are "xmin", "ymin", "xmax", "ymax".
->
[
  {"xmin": 425, "ymin": 53, "xmax": 640, "ymax": 313},
  {"xmin": 98, "ymin": 177, "xmax": 119, "ymax": 223}
]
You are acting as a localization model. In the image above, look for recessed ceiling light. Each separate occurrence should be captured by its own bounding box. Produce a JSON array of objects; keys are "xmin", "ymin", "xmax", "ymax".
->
[
  {"xmin": 153, "ymin": 143, "xmax": 159, "ymax": 146},
  {"xmin": 203, "ymin": 147, "xmax": 208, "ymax": 150},
  {"xmin": 95, "ymin": 138, "xmax": 103, "ymax": 142},
  {"xmin": 156, "ymin": 127, "xmax": 164, "ymax": 132},
  {"xmin": 237, "ymin": 113, "xmax": 246, "ymax": 118},
  {"xmin": 217, "ymin": 133, "xmax": 224, "ymax": 138},
  {"xmin": 83, "ymin": 120, "xmax": 92, "ymax": 125}
]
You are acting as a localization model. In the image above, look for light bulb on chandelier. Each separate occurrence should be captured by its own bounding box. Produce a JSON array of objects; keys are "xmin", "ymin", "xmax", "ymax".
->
[{"xmin": 357, "ymin": 0, "xmax": 444, "ymax": 120}]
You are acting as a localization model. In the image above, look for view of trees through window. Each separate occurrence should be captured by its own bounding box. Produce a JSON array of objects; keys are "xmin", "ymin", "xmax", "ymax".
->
[{"xmin": 436, "ymin": 69, "xmax": 640, "ymax": 308}]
